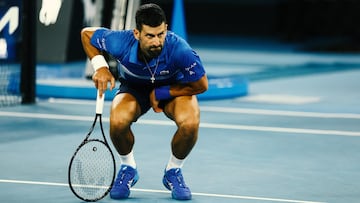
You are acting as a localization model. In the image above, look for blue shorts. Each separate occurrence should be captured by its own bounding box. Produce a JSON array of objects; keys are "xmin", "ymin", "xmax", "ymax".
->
[{"xmin": 116, "ymin": 79, "xmax": 172, "ymax": 115}]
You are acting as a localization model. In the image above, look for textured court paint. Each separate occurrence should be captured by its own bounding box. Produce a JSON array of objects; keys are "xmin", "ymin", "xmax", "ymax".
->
[
  {"xmin": 0, "ymin": 179, "xmax": 325, "ymax": 203},
  {"xmin": 1, "ymin": 111, "xmax": 359, "ymax": 137}
]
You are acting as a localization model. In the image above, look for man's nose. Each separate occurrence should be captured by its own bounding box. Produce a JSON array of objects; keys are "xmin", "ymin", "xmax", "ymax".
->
[{"xmin": 151, "ymin": 37, "xmax": 161, "ymax": 46}]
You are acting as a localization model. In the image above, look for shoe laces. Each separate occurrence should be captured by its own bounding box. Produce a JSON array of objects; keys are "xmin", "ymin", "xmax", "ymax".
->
[
  {"xmin": 172, "ymin": 169, "xmax": 187, "ymax": 188},
  {"xmin": 114, "ymin": 166, "xmax": 134, "ymax": 187}
]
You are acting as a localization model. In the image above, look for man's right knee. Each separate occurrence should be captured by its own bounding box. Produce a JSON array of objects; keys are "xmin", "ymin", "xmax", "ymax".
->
[
  {"xmin": 110, "ymin": 93, "xmax": 141, "ymax": 132},
  {"xmin": 110, "ymin": 114, "xmax": 133, "ymax": 132}
]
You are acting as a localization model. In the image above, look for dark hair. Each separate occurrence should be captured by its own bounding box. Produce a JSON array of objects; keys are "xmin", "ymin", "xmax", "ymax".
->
[{"xmin": 135, "ymin": 3, "xmax": 167, "ymax": 31}]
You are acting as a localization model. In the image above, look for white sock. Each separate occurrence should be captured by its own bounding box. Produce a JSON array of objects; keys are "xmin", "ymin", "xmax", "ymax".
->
[
  {"xmin": 166, "ymin": 154, "xmax": 185, "ymax": 171},
  {"xmin": 119, "ymin": 150, "xmax": 136, "ymax": 169}
]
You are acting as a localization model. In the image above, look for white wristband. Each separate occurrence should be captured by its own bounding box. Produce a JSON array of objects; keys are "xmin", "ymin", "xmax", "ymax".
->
[{"xmin": 91, "ymin": 55, "xmax": 109, "ymax": 71}]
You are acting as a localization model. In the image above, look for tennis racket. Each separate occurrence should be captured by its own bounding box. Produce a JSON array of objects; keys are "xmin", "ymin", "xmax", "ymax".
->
[{"xmin": 68, "ymin": 90, "xmax": 116, "ymax": 202}]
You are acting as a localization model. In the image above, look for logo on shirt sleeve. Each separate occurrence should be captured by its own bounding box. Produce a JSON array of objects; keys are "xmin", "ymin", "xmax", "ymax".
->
[
  {"xmin": 101, "ymin": 38, "xmax": 107, "ymax": 50},
  {"xmin": 185, "ymin": 62, "xmax": 197, "ymax": 75},
  {"xmin": 96, "ymin": 38, "xmax": 107, "ymax": 50}
]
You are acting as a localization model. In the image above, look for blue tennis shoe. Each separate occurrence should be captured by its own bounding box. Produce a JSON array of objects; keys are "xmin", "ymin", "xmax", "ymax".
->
[
  {"xmin": 110, "ymin": 165, "xmax": 139, "ymax": 199},
  {"xmin": 162, "ymin": 168, "xmax": 192, "ymax": 200}
]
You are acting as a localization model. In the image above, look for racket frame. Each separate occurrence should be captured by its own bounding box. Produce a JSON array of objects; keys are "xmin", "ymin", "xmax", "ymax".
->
[{"xmin": 68, "ymin": 92, "xmax": 116, "ymax": 202}]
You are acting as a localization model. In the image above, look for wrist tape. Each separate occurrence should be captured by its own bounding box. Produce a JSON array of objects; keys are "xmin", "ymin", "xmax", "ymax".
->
[
  {"xmin": 91, "ymin": 55, "xmax": 109, "ymax": 71},
  {"xmin": 155, "ymin": 85, "xmax": 172, "ymax": 100}
]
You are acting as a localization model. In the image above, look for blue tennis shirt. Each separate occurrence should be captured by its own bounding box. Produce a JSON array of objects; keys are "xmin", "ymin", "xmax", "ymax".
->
[{"xmin": 90, "ymin": 28, "xmax": 206, "ymax": 86}]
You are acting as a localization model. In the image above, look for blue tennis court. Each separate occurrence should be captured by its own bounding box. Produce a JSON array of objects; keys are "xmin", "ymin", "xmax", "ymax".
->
[{"xmin": 1, "ymin": 36, "xmax": 360, "ymax": 203}]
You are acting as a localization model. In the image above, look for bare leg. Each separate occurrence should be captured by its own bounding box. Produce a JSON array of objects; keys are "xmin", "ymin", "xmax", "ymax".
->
[
  {"xmin": 109, "ymin": 94, "xmax": 140, "ymax": 199},
  {"xmin": 162, "ymin": 95, "xmax": 198, "ymax": 200},
  {"xmin": 110, "ymin": 93, "xmax": 142, "ymax": 155},
  {"xmin": 164, "ymin": 95, "xmax": 200, "ymax": 159}
]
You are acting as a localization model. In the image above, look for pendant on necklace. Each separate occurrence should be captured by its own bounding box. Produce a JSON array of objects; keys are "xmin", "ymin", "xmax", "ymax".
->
[
  {"xmin": 142, "ymin": 54, "xmax": 159, "ymax": 84},
  {"xmin": 150, "ymin": 76, "xmax": 155, "ymax": 83}
]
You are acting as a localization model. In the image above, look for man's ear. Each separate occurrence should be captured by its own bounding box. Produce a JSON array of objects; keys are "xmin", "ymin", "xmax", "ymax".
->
[{"xmin": 133, "ymin": 29, "xmax": 140, "ymax": 40}]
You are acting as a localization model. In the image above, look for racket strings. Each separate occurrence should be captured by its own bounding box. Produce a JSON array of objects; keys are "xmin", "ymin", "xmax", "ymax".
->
[{"xmin": 69, "ymin": 140, "xmax": 115, "ymax": 200}]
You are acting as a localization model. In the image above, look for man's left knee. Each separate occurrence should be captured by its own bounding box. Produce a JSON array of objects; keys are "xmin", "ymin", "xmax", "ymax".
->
[{"xmin": 178, "ymin": 118, "xmax": 199, "ymax": 136}]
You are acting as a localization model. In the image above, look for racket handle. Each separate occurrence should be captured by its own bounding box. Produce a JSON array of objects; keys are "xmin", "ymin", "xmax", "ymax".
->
[{"xmin": 96, "ymin": 90, "xmax": 105, "ymax": 114}]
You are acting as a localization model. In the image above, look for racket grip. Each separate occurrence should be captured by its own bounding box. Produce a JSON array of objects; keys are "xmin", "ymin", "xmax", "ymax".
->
[{"xmin": 96, "ymin": 90, "xmax": 105, "ymax": 114}]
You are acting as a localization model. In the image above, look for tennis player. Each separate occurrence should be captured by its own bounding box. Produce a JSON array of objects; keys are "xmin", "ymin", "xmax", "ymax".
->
[{"xmin": 81, "ymin": 3, "xmax": 208, "ymax": 200}]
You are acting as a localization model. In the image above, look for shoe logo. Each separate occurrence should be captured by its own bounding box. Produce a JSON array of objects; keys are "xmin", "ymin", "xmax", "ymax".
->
[
  {"xmin": 168, "ymin": 181, "xmax": 174, "ymax": 190},
  {"xmin": 127, "ymin": 179, "xmax": 133, "ymax": 189}
]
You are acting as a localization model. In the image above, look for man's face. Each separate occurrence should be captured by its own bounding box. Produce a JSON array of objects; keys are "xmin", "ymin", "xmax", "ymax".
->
[{"xmin": 134, "ymin": 22, "xmax": 167, "ymax": 59}]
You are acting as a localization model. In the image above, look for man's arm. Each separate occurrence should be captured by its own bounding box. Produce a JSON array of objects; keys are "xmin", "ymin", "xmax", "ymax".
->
[
  {"xmin": 150, "ymin": 75, "xmax": 208, "ymax": 112},
  {"xmin": 81, "ymin": 27, "xmax": 102, "ymax": 59},
  {"xmin": 81, "ymin": 27, "xmax": 115, "ymax": 96},
  {"xmin": 169, "ymin": 74, "xmax": 208, "ymax": 97}
]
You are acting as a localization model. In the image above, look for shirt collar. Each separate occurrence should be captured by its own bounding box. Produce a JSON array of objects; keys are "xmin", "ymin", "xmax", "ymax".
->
[{"xmin": 129, "ymin": 41, "xmax": 140, "ymax": 65}]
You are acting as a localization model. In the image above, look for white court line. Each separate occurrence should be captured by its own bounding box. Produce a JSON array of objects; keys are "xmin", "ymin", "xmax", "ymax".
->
[
  {"xmin": 238, "ymin": 94, "xmax": 321, "ymax": 105},
  {"xmin": 0, "ymin": 179, "xmax": 325, "ymax": 203},
  {"xmin": 200, "ymin": 106, "xmax": 360, "ymax": 119},
  {"xmin": 1, "ymin": 111, "xmax": 360, "ymax": 137},
  {"xmin": 47, "ymin": 98, "xmax": 360, "ymax": 119}
]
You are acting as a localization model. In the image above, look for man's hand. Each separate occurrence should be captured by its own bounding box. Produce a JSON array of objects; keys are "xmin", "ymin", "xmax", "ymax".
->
[
  {"xmin": 150, "ymin": 89, "xmax": 163, "ymax": 113},
  {"xmin": 92, "ymin": 67, "xmax": 116, "ymax": 97}
]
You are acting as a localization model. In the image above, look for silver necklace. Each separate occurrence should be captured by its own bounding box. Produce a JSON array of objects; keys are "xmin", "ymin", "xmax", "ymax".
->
[{"xmin": 142, "ymin": 54, "xmax": 159, "ymax": 84}]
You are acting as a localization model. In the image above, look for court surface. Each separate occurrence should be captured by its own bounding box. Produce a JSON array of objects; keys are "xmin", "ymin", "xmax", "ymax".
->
[{"xmin": 1, "ymin": 38, "xmax": 360, "ymax": 203}]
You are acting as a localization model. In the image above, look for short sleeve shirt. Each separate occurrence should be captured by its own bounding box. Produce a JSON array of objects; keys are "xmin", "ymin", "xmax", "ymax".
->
[{"xmin": 90, "ymin": 28, "xmax": 206, "ymax": 86}]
